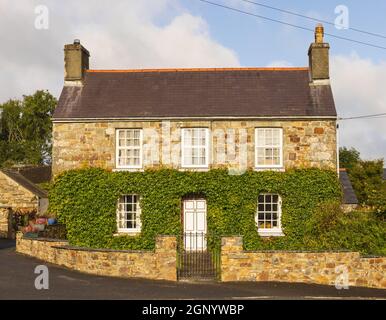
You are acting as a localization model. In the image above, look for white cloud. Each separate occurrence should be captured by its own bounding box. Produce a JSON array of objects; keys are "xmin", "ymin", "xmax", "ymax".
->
[
  {"xmin": 0, "ymin": 0, "xmax": 240, "ymax": 102},
  {"xmin": 331, "ymin": 53, "xmax": 386, "ymax": 161}
]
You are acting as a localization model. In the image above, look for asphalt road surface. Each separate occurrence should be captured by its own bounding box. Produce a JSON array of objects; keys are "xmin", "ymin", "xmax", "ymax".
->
[{"xmin": 0, "ymin": 239, "xmax": 385, "ymax": 300}]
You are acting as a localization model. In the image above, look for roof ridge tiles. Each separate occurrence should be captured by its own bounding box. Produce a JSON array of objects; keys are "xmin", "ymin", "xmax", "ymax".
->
[{"xmin": 86, "ymin": 67, "xmax": 309, "ymax": 73}]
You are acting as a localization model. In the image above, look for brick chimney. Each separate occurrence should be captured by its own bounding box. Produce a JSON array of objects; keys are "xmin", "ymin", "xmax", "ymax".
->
[
  {"xmin": 308, "ymin": 24, "xmax": 330, "ymax": 84},
  {"xmin": 64, "ymin": 39, "xmax": 90, "ymax": 85}
]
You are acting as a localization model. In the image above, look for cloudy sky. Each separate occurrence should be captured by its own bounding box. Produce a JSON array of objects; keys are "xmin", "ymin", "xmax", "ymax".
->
[{"xmin": 0, "ymin": 0, "xmax": 385, "ymax": 160}]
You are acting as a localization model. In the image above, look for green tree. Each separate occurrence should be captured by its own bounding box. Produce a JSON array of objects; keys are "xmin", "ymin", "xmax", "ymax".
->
[
  {"xmin": 339, "ymin": 146, "xmax": 360, "ymax": 170},
  {"xmin": 0, "ymin": 90, "xmax": 57, "ymax": 167},
  {"xmin": 349, "ymin": 160, "xmax": 384, "ymax": 204},
  {"xmin": 339, "ymin": 147, "xmax": 385, "ymax": 219}
]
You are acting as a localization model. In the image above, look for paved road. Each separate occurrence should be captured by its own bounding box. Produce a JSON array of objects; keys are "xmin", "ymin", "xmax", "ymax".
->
[{"xmin": 0, "ymin": 239, "xmax": 385, "ymax": 300}]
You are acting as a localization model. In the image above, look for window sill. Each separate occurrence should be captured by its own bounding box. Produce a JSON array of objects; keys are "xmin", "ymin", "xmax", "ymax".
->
[
  {"xmin": 254, "ymin": 167, "xmax": 285, "ymax": 172},
  {"xmin": 258, "ymin": 229, "xmax": 284, "ymax": 237},
  {"xmin": 179, "ymin": 167, "xmax": 210, "ymax": 172},
  {"xmin": 114, "ymin": 231, "xmax": 141, "ymax": 237},
  {"xmin": 113, "ymin": 168, "xmax": 144, "ymax": 172}
]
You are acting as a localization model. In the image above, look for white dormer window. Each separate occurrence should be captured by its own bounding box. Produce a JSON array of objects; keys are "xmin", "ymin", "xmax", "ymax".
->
[
  {"xmin": 116, "ymin": 129, "xmax": 143, "ymax": 169},
  {"xmin": 181, "ymin": 128, "xmax": 210, "ymax": 168},
  {"xmin": 255, "ymin": 128, "xmax": 283, "ymax": 168}
]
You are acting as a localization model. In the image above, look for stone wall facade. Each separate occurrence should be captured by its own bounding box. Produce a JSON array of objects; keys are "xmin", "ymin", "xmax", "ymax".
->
[
  {"xmin": 52, "ymin": 120, "xmax": 337, "ymax": 176},
  {"xmin": 0, "ymin": 171, "xmax": 40, "ymax": 239},
  {"xmin": 0, "ymin": 171, "xmax": 39, "ymax": 210},
  {"xmin": 221, "ymin": 237, "xmax": 386, "ymax": 289},
  {"xmin": 16, "ymin": 233, "xmax": 177, "ymax": 281},
  {"xmin": 0, "ymin": 208, "xmax": 11, "ymax": 238}
]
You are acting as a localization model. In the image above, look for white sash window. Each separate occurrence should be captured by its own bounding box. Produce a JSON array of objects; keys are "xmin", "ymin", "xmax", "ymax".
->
[
  {"xmin": 256, "ymin": 193, "xmax": 284, "ymax": 237},
  {"xmin": 116, "ymin": 129, "xmax": 143, "ymax": 169},
  {"xmin": 255, "ymin": 128, "xmax": 283, "ymax": 168},
  {"xmin": 117, "ymin": 195, "xmax": 141, "ymax": 233},
  {"xmin": 181, "ymin": 128, "xmax": 210, "ymax": 168}
]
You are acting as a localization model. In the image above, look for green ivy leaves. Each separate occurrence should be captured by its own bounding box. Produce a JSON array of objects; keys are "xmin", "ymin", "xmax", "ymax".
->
[{"xmin": 49, "ymin": 168, "xmax": 345, "ymax": 251}]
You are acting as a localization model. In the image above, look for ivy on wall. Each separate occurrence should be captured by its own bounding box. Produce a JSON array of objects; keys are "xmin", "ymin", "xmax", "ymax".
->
[{"xmin": 49, "ymin": 168, "xmax": 346, "ymax": 251}]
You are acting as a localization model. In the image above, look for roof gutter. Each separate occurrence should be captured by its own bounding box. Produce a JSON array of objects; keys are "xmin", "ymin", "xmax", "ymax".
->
[{"xmin": 52, "ymin": 115, "xmax": 338, "ymax": 123}]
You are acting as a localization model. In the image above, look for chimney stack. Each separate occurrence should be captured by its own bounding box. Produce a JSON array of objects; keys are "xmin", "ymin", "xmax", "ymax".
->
[
  {"xmin": 64, "ymin": 39, "xmax": 90, "ymax": 84},
  {"xmin": 308, "ymin": 24, "xmax": 330, "ymax": 84}
]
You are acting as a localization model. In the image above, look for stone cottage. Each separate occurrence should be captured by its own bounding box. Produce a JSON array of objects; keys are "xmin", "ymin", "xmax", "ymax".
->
[
  {"xmin": 0, "ymin": 167, "xmax": 49, "ymax": 239},
  {"xmin": 53, "ymin": 25, "xmax": 338, "ymax": 242}
]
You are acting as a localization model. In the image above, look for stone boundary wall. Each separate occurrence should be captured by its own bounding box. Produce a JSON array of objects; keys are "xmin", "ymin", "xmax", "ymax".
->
[
  {"xmin": 16, "ymin": 233, "xmax": 177, "ymax": 281},
  {"xmin": 0, "ymin": 208, "xmax": 11, "ymax": 239},
  {"xmin": 221, "ymin": 237, "xmax": 386, "ymax": 289}
]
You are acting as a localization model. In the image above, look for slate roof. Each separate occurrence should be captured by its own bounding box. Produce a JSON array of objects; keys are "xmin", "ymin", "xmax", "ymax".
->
[
  {"xmin": 1, "ymin": 169, "xmax": 48, "ymax": 198},
  {"xmin": 339, "ymin": 170, "xmax": 358, "ymax": 205},
  {"xmin": 15, "ymin": 166, "xmax": 52, "ymax": 184},
  {"xmin": 53, "ymin": 68, "xmax": 337, "ymax": 120}
]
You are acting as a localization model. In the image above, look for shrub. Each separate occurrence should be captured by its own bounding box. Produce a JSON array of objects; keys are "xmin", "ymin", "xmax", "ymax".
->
[{"xmin": 305, "ymin": 201, "xmax": 386, "ymax": 255}]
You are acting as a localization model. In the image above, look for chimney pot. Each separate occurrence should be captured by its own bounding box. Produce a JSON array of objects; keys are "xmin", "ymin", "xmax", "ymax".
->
[{"xmin": 315, "ymin": 24, "xmax": 324, "ymax": 43}]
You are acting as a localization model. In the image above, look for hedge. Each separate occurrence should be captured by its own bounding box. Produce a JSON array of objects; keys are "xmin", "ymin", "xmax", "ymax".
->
[{"xmin": 48, "ymin": 168, "xmax": 349, "ymax": 251}]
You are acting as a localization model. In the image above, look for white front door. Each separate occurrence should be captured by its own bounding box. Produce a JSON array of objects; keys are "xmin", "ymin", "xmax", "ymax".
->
[{"xmin": 183, "ymin": 199, "xmax": 207, "ymax": 251}]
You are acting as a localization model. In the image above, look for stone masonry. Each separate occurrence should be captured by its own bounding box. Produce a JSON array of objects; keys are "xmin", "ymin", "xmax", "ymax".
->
[
  {"xmin": 0, "ymin": 171, "xmax": 39, "ymax": 239},
  {"xmin": 0, "ymin": 171, "xmax": 39, "ymax": 210},
  {"xmin": 16, "ymin": 233, "xmax": 177, "ymax": 281},
  {"xmin": 221, "ymin": 237, "xmax": 386, "ymax": 289},
  {"xmin": 16, "ymin": 234, "xmax": 384, "ymax": 288},
  {"xmin": 52, "ymin": 120, "xmax": 337, "ymax": 176},
  {"xmin": 0, "ymin": 208, "xmax": 11, "ymax": 238}
]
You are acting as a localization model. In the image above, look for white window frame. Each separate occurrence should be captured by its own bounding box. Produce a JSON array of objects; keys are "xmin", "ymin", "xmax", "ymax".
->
[
  {"xmin": 115, "ymin": 129, "xmax": 143, "ymax": 169},
  {"xmin": 116, "ymin": 194, "xmax": 142, "ymax": 234},
  {"xmin": 255, "ymin": 128, "xmax": 283, "ymax": 169},
  {"xmin": 181, "ymin": 128, "xmax": 210, "ymax": 168},
  {"xmin": 255, "ymin": 193, "xmax": 284, "ymax": 237}
]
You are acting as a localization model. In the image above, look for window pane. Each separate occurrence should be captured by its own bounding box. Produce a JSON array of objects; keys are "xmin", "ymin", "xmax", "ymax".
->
[
  {"xmin": 118, "ymin": 194, "xmax": 140, "ymax": 231},
  {"xmin": 184, "ymin": 129, "xmax": 192, "ymax": 144},
  {"xmin": 117, "ymin": 129, "xmax": 142, "ymax": 167},
  {"xmin": 264, "ymin": 129, "xmax": 272, "ymax": 145},
  {"xmin": 272, "ymin": 130, "xmax": 280, "ymax": 145},
  {"xmin": 256, "ymin": 130, "xmax": 264, "ymax": 146},
  {"xmin": 255, "ymin": 128, "xmax": 282, "ymax": 167},
  {"xmin": 265, "ymin": 148, "xmax": 273, "ymax": 158},
  {"xmin": 182, "ymin": 128, "xmax": 207, "ymax": 166},
  {"xmin": 256, "ymin": 194, "xmax": 280, "ymax": 230}
]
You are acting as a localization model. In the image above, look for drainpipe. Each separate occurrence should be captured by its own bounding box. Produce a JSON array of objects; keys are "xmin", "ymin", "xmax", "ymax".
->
[{"xmin": 336, "ymin": 122, "xmax": 340, "ymax": 177}]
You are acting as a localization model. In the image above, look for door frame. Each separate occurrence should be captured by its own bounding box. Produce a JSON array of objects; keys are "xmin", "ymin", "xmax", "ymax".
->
[{"xmin": 181, "ymin": 196, "xmax": 207, "ymax": 251}]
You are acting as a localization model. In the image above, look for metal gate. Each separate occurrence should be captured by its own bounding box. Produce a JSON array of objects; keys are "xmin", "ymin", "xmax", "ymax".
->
[{"xmin": 177, "ymin": 232, "xmax": 221, "ymax": 281}]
